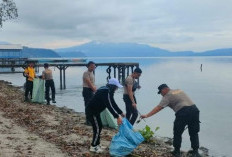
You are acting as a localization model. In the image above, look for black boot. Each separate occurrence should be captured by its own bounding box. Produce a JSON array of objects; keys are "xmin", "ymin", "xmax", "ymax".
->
[
  {"xmin": 46, "ymin": 100, "xmax": 50, "ymax": 105},
  {"xmin": 171, "ymin": 149, "xmax": 181, "ymax": 157},
  {"xmin": 24, "ymin": 97, "xmax": 29, "ymax": 102},
  {"xmin": 192, "ymin": 150, "xmax": 201, "ymax": 157}
]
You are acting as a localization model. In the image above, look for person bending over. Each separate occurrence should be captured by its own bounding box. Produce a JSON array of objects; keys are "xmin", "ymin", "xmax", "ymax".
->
[
  {"xmin": 141, "ymin": 84, "xmax": 201, "ymax": 157},
  {"xmin": 86, "ymin": 78, "xmax": 125, "ymax": 153}
]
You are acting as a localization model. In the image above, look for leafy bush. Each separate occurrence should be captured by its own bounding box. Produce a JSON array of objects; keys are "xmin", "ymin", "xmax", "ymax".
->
[{"xmin": 139, "ymin": 125, "xmax": 159, "ymax": 142}]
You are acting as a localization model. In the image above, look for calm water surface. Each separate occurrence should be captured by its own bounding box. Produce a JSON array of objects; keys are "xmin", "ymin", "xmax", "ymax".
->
[{"xmin": 1, "ymin": 57, "xmax": 232, "ymax": 157}]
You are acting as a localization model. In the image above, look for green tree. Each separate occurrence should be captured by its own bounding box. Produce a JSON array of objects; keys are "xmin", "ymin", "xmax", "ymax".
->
[{"xmin": 0, "ymin": 0, "xmax": 18, "ymax": 27}]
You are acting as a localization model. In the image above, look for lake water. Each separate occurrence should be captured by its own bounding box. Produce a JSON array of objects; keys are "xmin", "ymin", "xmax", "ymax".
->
[{"xmin": 1, "ymin": 57, "xmax": 232, "ymax": 157}]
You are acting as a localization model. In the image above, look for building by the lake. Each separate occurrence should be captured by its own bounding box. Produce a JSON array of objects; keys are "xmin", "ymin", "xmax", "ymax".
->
[{"xmin": 0, "ymin": 44, "xmax": 22, "ymax": 58}]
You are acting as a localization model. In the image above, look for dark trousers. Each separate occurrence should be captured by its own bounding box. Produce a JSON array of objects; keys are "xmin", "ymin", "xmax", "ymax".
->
[
  {"xmin": 123, "ymin": 94, "xmax": 138, "ymax": 125},
  {"xmin": 82, "ymin": 87, "xmax": 94, "ymax": 121},
  {"xmin": 82, "ymin": 87, "xmax": 94, "ymax": 107},
  {"xmin": 45, "ymin": 80, "xmax": 55, "ymax": 102},
  {"xmin": 25, "ymin": 80, "xmax": 33, "ymax": 99},
  {"xmin": 87, "ymin": 114, "xmax": 102, "ymax": 147},
  {"xmin": 173, "ymin": 105, "xmax": 200, "ymax": 151}
]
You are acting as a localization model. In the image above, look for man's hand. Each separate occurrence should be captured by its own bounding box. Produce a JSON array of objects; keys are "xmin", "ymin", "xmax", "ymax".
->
[
  {"xmin": 93, "ymin": 86, "xmax": 97, "ymax": 92},
  {"xmin": 132, "ymin": 103, "xmax": 137, "ymax": 109},
  {"xmin": 117, "ymin": 116, "xmax": 122, "ymax": 125},
  {"xmin": 140, "ymin": 114, "xmax": 148, "ymax": 119}
]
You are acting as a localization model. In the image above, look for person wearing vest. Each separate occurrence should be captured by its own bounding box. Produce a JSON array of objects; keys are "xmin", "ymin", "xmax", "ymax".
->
[
  {"xmin": 42, "ymin": 63, "xmax": 56, "ymax": 105},
  {"xmin": 141, "ymin": 84, "xmax": 201, "ymax": 157},
  {"xmin": 24, "ymin": 62, "xmax": 36, "ymax": 102}
]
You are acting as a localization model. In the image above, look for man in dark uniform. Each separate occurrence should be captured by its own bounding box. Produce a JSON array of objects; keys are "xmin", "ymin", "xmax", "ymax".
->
[{"xmin": 141, "ymin": 84, "xmax": 201, "ymax": 157}]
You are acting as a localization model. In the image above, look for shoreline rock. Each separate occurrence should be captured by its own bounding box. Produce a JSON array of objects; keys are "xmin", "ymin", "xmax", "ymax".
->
[{"xmin": 0, "ymin": 80, "xmax": 209, "ymax": 156}]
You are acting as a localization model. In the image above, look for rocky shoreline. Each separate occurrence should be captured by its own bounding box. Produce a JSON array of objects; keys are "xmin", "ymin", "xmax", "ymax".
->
[{"xmin": 0, "ymin": 80, "xmax": 209, "ymax": 157}]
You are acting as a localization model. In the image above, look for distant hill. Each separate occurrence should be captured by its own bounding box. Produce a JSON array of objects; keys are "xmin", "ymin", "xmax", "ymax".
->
[
  {"xmin": 22, "ymin": 47, "xmax": 60, "ymax": 58},
  {"xmin": 56, "ymin": 41, "xmax": 172, "ymax": 57},
  {"xmin": 56, "ymin": 41, "xmax": 232, "ymax": 57},
  {"xmin": 197, "ymin": 48, "xmax": 232, "ymax": 56},
  {"xmin": 2, "ymin": 41, "xmax": 232, "ymax": 57},
  {"xmin": 56, "ymin": 50, "xmax": 86, "ymax": 58}
]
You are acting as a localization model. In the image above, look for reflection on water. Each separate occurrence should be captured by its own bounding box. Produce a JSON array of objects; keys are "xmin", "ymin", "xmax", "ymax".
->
[{"xmin": 1, "ymin": 57, "xmax": 232, "ymax": 157}]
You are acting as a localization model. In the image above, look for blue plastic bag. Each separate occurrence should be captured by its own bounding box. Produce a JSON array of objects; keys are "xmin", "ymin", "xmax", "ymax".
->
[{"xmin": 109, "ymin": 118, "xmax": 144, "ymax": 156}]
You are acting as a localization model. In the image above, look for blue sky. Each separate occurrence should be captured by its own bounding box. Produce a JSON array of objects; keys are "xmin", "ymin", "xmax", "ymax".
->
[{"xmin": 1, "ymin": 0, "xmax": 232, "ymax": 51}]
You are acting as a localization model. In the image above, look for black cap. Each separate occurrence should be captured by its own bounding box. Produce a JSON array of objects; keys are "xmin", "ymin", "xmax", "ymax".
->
[{"xmin": 158, "ymin": 84, "xmax": 169, "ymax": 94}]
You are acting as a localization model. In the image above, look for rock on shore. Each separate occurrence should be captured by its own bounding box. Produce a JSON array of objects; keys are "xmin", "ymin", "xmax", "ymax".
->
[{"xmin": 0, "ymin": 80, "xmax": 209, "ymax": 157}]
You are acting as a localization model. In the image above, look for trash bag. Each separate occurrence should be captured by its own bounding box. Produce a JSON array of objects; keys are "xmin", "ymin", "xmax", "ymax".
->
[
  {"xmin": 32, "ymin": 78, "xmax": 45, "ymax": 103},
  {"xmin": 100, "ymin": 108, "xmax": 118, "ymax": 129},
  {"xmin": 109, "ymin": 118, "xmax": 144, "ymax": 156}
]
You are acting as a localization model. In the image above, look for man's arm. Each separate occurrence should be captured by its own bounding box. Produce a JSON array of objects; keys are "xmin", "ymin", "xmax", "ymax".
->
[
  {"xmin": 110, "ymin": 94, "xmax": 124, "ymax": 116},
  {"xmin": 33, "ymin": 68, "xmax": 36, "ymax": 78},
  {"xmin": 24, "ymin": 68, "xmax": 28, "ymax": 77},
  {"xmin": 85, "ymin": 78, "xmax": 97, "ymax": 92},
  {"xmin": 103, "ymin": 93, "xmax": 122, "ymax": 118},
  {"xmin": 127, "ymin": 85, "xmax": 137, "ymax": 108},
  {"xmin": 141, "ymin": 105, "xmax": 163, "ymax": 118},
  {"xmin": 42, "ymin": 71, "xmax": 45, "ymax": 80},
  {"xmin": 103, "ymin": 93, "xmax": 123, "ymax": 125}
]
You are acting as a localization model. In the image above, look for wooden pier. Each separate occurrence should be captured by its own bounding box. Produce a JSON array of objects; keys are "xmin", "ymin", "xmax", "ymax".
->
[{"xmin": 0, "ymin": 58, "xmax": 139, "ymax": 89}]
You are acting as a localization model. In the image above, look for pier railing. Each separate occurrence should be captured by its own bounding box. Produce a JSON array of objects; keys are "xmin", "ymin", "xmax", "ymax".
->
[{"xmin": 0, "ymin": 59, "xmax": 139, "ymax": 89}]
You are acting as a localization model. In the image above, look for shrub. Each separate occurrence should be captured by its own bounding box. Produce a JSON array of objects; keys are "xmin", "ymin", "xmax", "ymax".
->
[{"xmin": 139, "ymin": 125, "xmax": 159, "ymax": 142}]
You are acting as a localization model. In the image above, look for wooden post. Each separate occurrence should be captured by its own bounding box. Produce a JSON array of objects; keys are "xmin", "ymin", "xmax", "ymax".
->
[
  {"xmin": 58, "ymin": 66, "xmax": 63, "ymax": 89},
  {"xmin": 118, "ymin": 66, "xmax": 121, "ymax": 83},
  {"xmin": 113, "ymin": 66, "xmax": 116, "ymax": 78},
  {"xmin": 63, "ymin": 66, "xmax": 69, "ymax": 89},
  {"xmin": 131, "ymin": 66, "xmax": 134, "ymax": 73},
  {"xmin": 126, "ymin": 66, "xmax": 129, "ymax": 77},
  {"xmin": 122, "ymin": 66, "xmax": 126, "ymax": 85},
  {"xmin": 63, "ymin": 67, "xmax": 66, "ymax": 89}
]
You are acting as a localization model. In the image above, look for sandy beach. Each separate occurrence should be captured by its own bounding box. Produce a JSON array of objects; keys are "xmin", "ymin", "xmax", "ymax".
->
[{"xmin": 0, "ymin": 80, "xmax": 209, "ymax": 157}]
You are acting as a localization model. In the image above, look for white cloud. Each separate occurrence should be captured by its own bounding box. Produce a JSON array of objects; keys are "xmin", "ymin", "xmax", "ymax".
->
[{"xmin": 1, "ymin": 0, "xmax": 232, "ymax": 51}]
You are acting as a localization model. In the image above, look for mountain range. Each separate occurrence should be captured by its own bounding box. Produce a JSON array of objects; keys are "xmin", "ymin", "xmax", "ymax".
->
[
  {"xmin": 1, "ymin": 41, "xmax": 232, "ymax": 58},
  {"xmin": 56, "ymin": 41, "xmax": 232, "ymax": 57}
]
